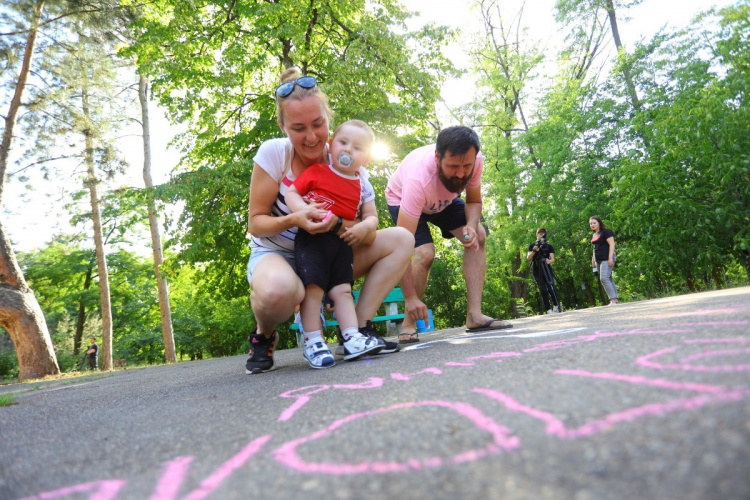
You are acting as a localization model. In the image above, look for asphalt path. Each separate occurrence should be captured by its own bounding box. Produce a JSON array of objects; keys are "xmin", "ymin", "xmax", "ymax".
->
[{"xmin": 1, "ymin": 287, "xmax": 749, "ymax": 500}]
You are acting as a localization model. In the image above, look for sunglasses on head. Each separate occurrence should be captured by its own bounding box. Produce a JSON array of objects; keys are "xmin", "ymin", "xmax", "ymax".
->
[{"xmin": 274, "ymin": 76, "xmax": 317, "ymax": 98}]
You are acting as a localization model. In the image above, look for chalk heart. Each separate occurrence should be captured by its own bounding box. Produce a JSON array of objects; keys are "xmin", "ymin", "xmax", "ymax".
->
[{"xmin": 273, "ymin": 400, "xmax": 519, "ymax": 474}]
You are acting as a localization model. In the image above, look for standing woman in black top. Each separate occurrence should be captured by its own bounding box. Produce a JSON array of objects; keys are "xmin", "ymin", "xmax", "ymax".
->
[{"xmin": 589, "ymin": 216, "xmax": 620, "ymax": 304}]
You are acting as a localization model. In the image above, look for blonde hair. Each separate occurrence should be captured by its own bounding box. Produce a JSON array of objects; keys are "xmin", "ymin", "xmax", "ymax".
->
[
  {"xmin": 275, "ymin": 67, "xmax": 333, "ymax": 126},
  {"xmin": 334, "ymin": 119, "xmax": 375, "ymax": 145}
]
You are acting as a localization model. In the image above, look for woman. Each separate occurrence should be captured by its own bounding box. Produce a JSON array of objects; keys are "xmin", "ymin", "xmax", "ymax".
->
[
  {"xmin": 589, "ymin": 215, "xmax": 619, "ymax": 305},
  {"xmin": 245, "ymin": 68, "xmax": 414, "ymax": 374}
]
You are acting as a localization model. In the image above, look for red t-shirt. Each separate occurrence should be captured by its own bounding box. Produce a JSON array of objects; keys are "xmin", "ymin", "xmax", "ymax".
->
[{"xmin": 293, "ymin": 163, "xmax": 361, "ymax": 220}]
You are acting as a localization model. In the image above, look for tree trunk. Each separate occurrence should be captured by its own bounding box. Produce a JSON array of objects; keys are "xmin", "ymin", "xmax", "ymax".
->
[
  {"xmin": 605, "ymin": 0, "xmax": 641, "ymax": 112},
  {"xmin": 0, "ymin": 222, "xmax": 59, "ymax": 380},
  {"xmin": 73, "ymin": 264, "xmax": 93, "ymax": 355},
  {"xmin": 0, "ymin": 0, "xmax": 44, "ymax": 201},
  {"xmin": 0, "ymin": 0, "xmax": 59, "ymax": 381},
  {"xmin": 82, "ymin": 86, "xmax": 114, "ymax": 371},
  {"xmin": 138, "ymin": 74, "xmax": 176, "ymax": 363}
]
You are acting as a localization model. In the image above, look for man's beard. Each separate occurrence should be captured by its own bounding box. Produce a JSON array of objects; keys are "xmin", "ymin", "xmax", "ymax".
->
[{"xmin": 438, "ymin": 164, "xmax": 472, "ymax": 193}]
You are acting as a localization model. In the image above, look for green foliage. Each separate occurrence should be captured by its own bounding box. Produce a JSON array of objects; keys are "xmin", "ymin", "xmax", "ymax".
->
[
  {"xmin": 123, "ymin": 0, "xmax": 457, "ymax": 307},
  {"xmin": 0, "ymin": 331, "xmax": 19, "ymax": 380}
]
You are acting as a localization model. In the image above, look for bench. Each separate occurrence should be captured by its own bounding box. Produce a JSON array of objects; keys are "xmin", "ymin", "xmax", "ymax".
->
[{"xmin": 290, "ymin": 287, "xmax": 405, "ymax": 336}]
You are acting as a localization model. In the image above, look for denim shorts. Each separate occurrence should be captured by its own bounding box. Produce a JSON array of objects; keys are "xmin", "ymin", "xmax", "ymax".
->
[{"xmin": 246, "ymin": 246, "xmax": 295, "ymax": 285}]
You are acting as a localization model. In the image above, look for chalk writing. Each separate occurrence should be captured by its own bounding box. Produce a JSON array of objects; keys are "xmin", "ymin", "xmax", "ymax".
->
[{"xmin": 18, "ymin": 306, "xmax": 750, "ymax": 499}]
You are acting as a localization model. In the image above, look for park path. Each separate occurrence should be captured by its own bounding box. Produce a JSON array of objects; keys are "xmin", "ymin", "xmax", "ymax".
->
[{"xmin": 1, "ymin": 287, "xmax": 749, "ymax": 500}]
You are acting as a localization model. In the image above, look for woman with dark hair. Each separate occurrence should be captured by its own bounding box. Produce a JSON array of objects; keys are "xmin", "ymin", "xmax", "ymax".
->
[
  {"xmin": 589, "ymin": 216, "xmax": 619, "ymax": 304},
  {"xmin": 244, "ymin": 67, "xmax": 414, "ymax": 374}
]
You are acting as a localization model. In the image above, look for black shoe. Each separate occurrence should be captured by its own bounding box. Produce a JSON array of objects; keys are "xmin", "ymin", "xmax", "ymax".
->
[
  {"xmin": 360, "ymin": 320, "xmax": 400, "ymax": 354},
  {"xmin": 245, "ymin": 330, "xmax": 278, "ymax": 374}
]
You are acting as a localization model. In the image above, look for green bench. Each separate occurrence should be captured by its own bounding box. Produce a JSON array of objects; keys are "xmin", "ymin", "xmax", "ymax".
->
[{"xmin": 290, "ymin": 287, "xmax": 405, "ymax": 336}]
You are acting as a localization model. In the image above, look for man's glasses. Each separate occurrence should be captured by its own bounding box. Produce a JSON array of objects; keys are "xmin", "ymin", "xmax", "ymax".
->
[{"xmin": 274, "ymin": 76, "xmax": 317, "ymax": 98}]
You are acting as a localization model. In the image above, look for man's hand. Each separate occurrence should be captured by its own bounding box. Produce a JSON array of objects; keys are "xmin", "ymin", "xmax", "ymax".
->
[
  {"xmin": 405, "ymin": 296, "xmax": 429, "ymax": 323},
  {"xmin": 461, "ymin": 226, "xmax": 479, "ymax": 251}
]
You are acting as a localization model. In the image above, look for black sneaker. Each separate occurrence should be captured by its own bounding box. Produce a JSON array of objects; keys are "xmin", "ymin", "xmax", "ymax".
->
[
  {"xmin": 245, "ymin": 330, "xmax": 278, "ymax": 374},
  {"xmin": 360, "ymin": 320, "xmax": 400, "ymax": 354}
]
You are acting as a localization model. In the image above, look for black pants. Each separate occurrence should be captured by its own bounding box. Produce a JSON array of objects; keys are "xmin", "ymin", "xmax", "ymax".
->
[{"xmin": 533, "ymin": 273, "xmax": 558, "ymax": 311}]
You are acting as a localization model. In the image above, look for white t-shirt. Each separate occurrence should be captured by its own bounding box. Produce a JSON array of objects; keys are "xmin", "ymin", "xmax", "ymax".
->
[{"xmin": 249, "ymin": 138, "xmax": 375, "ymax": 252}]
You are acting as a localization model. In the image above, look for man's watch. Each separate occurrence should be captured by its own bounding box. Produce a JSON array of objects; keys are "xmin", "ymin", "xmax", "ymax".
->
[{"xmin": 330, "ymin": 216, "xmax": 343, "ymax": 234}]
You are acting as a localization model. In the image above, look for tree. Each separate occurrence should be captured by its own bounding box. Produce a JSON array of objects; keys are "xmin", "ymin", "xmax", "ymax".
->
[
  {"xmin": 125, "ymin": 0, "xmax": 458, "ymax": 310},
  {"xmin": 138, "ymin": 73, "xmax": 175, "ymax": 363},
  {"xmin": 0, "ymin": 0, "xmax": 60, "ymax": 380}
]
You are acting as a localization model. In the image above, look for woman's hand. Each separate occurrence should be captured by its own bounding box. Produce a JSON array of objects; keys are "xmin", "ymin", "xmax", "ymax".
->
[{"xmin": 296, "ymin": 203, "xmax": 330, "ymax": 234}]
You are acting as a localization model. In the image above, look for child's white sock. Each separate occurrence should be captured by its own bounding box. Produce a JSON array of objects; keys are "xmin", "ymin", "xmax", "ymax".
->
[
  {"xmin": 341, "ymin": 327, "xmax": 359, "ymax": 341},
  {"xmin": 304, "ymin": 330, "xmax": 324, "ymax": 345}
]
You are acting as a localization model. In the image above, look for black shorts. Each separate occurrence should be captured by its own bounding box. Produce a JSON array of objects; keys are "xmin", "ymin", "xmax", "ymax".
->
[
  {"xmin": 388, "ymin": 197, "xmax": 467, "ymax": 248},
  {"xmin": 294, "ymin": 229, "xmax": 353, "ymax": 292}
]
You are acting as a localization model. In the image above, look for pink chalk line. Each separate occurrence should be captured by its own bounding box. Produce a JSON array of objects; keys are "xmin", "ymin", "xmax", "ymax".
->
[
  {"xmin": 278, "ymin": 378, "xmax": 385, "ymax": 422},
  {"xmin": 637, "ymin": 338, "xmax": 750, "ymax": 372},
  {"xmin": 555, "ymin": 369, "xmax": 730, "ymax": 393},
  {"xmin": 391, "ymin": 368, "xmax": 442, "ymax": 381},
  {"xmin": 523, "ymin": 328, "xmax": 693, "ymax": 353},
  {"xmin": 273, "ymin": 400, "xmax": 519, "ymax": 474},
  {"xmin": 148, "ymin": 435, "xmax": 271, "ymax": 500},
  {"xmin": 474, "ymin": 387, "xmax": 750, "ymax": 440},
  {"xmin": 18, "ymin": 480, "xmax": 126, "ymax": 500},
  {"xmin": 651, "ymin": 308, "xmax": 740, "ymax": 319}
]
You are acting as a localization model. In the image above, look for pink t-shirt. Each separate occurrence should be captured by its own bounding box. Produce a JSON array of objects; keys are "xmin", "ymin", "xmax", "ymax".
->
[{"xmin": 385, "ymin": 145, "xmax": 483, "ymax": 218}]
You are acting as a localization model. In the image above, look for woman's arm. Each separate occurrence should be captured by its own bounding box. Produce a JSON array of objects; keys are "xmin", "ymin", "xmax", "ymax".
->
[
  {"xmin": 247, "ymin": 164, "xmax": 325, "ymax": 237},
  {"xmin": 607, "ymin": 235, "xmax": 616, "ymax": 266}
]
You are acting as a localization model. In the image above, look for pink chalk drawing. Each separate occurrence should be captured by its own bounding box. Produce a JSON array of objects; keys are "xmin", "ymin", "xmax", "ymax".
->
[
  {"xmin": 278, "ymin": 378, "xmax": 385, "ymax": 422},
  {"xmin": 636, "ymin": 338, "xmax": 750, "ymax": 372},
  {"xmin": 523, "ymin": 327, "xmax": 693, "ymax": 353},
  {"xmin": 651, "ymin": 307, "xmax": 742, "ymax": 320},
  {"xmin": 391, "ymin": 367, "xmax": 442, "ymax": 381},
  {"xmin": 272, "ymin": 400, "xmax": 520, "ymax": 474},
  {"xmin": 555, "ymin": 369, "xmax": 730, "ymax": 394},
  {"xmin": 474, "ymin": 387, "xmax": 750, "ymax": 440},
  {"xmin": 149, "ymin": 435, "xmax": 271, "ymax": 500},
  {"xmin": 18, "ymin": 480, "xmax": 126, "ymax": 500},
  {"xmin": 19, "ymin": 302, "xmax": 750, "ymax": 498}
]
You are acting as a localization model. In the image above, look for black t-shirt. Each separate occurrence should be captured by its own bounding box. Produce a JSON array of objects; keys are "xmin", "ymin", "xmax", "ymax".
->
[
  {"xmin": 591, "ymin": 228, "xmax": 615, "ymax": 261},
  {"xmin": 88, "ymin": 343, "xmax": 98, "ymax": 360},
  {"xmin": 528, "ymin": 241, "xmax": 554, "ymax": 275}
]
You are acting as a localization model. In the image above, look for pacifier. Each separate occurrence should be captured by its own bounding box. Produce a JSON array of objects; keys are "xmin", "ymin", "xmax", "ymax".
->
[{"xmin": 337, "ymin": 152, "xmax": 354, "ymax": 167}]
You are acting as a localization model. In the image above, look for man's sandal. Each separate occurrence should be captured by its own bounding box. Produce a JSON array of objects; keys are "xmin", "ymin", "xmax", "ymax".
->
[{"xmin": 398, "ymin": 331, "xmax": 419, "ymax": 344}]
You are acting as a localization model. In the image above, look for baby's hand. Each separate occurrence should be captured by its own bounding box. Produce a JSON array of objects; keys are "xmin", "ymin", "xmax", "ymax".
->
[{"xmin": 341, "ymin": 223, "xmax": 369, "ymax": 246}]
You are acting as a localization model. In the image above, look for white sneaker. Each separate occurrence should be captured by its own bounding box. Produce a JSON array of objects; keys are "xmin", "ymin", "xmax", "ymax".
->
[
  {"xmin": 342, "ymin": 331, "xmax": 384, "ymax": 361},
  {"xmin": 552, "ymin": 306, "xmax": 560, "ymax": 313},
  {"xmin": 303, "ymin": 339, "xmax": 335, "ymax": 369},
  {"xmin": 546, "ymin": 309, "xmax": 553, "ymax": 315}
]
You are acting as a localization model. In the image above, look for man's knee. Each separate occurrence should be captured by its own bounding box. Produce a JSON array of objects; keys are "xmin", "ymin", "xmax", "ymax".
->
[
  {"xmin": 414, "ymin": 244, "xmax": 435, "ymax": 270},
  {"xmin": 477, "ymin": 224, "xmax": 487, "ymax": 246}
]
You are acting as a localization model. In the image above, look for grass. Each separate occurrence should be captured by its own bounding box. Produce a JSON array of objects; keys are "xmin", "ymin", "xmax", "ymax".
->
[{"xmin": 0, "ymin": 393, "xmax": 16, "ymax": 407}]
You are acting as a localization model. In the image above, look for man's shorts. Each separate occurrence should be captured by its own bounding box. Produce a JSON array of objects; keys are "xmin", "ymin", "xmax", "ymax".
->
[
  {"xmin": 388, "ymin": 197, "xmax": 466, "ymax": 248},
  {"xmin": 294, "ymin": 229, "xmax": 353, "ymax": 292}
]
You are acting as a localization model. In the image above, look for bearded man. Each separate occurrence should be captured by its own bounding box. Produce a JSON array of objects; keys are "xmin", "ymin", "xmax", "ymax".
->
[{"xmin": 385, "ymin": 126, "xmax": 512, "ymax": 344}]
